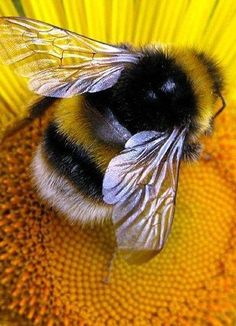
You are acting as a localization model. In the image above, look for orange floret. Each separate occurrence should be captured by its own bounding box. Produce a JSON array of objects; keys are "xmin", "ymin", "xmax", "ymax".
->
[{"xmin": 0, "ymin": 100, "xmax": 236, "ymax": 325}]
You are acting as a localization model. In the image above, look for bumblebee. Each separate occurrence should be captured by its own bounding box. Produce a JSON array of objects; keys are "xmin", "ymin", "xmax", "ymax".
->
[{"xmin": 0, "ymin": 17, "xmax": 225, "ymax": 264}]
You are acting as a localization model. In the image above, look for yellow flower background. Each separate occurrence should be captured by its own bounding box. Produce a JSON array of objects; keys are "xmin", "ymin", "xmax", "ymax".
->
[{"xmin": 0, "ymin": 0, "xmax": 236, "ymax": 325}]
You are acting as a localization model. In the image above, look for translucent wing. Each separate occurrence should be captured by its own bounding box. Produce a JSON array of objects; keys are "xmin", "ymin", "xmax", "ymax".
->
[
  {"xmin": 103, "ymin": 128, "xmax": 187, "ymax": 264},
  {"xmin": 0, "ymin": 17, "xmax": 139, "ymax": 97}
]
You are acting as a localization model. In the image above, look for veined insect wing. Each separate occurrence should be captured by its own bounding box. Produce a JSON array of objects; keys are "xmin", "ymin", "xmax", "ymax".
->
[
  {"xmin": 0, "ymin": 16, "xmax": 140, "ymax": 98},
  {"xmin": 103, "ymin": 128, "xmax": 187, "ymax": 264}
]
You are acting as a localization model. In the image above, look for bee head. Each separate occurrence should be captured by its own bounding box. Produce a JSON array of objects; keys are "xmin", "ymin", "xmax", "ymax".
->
[
  {"xmin": 109, "ymin": 47, "xmax": 198, "ymax": 134},
  {"xmin": 85, "ymin": 46, "xmax": 224, "ymax": 138}
]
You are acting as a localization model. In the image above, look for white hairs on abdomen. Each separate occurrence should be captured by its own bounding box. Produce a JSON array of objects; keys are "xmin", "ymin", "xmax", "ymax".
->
[{"xmin": 31, "ymin": 145, "xmax": 112, "ymax": 225}]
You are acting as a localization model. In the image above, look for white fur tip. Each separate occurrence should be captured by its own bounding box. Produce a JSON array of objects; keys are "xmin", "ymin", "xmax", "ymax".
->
[{"xmin": 31, "ymin": 145, "xmax": 112, "ymax": 225}]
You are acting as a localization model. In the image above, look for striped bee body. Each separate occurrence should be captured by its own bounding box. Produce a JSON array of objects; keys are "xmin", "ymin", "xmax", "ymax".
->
[{"xmin": 0, "ymin": 16, "xmax": 225, "ymax": 263}]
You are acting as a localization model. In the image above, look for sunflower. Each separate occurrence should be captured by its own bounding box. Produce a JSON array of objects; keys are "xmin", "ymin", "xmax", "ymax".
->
[{"xmin": 0, "ymin": 1, "xmax": 236, "ymax": 325}]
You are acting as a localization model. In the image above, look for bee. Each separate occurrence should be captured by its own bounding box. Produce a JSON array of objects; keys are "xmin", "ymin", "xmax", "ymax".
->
[{"xmin": 0, "ymin": 17, "xmax": 225, "ymax": 264}]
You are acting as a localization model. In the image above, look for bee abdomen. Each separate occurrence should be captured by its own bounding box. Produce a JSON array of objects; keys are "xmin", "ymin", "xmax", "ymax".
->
[
  {"xmin": 43, "ymin": 122, "xmax": 104, "ymax": 199},
  {"xmin": 31, "ymin": 123, "xmax": 112, "ymax": 224}
]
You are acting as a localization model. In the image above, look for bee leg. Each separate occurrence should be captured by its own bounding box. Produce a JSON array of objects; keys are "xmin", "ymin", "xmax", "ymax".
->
[
  {"xmin": 182, "ymin": 142, "xmax": 202, "ymax": 161},
  {"xmin": 1, "ymin": 97, "xmax": 57, "ymax": 142},
  {"xmin": 204, "ymin": 118, "xmax": 214, "ymax": 136},
  {"xmin": 29, "ymin": 97, "xmax": 57, "ymax": 119},
  {"xmin": 103, "ymin": 251, "xmax": 117, "ymax": 284}
]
